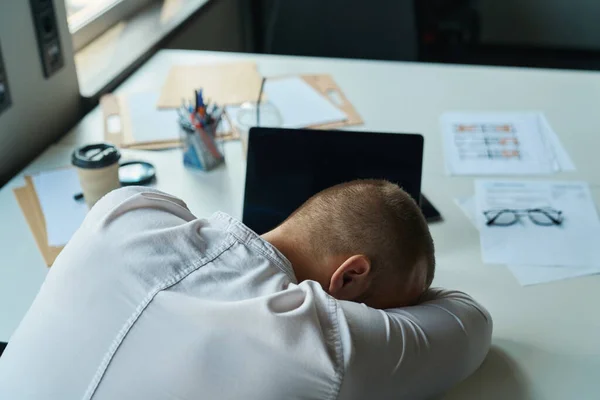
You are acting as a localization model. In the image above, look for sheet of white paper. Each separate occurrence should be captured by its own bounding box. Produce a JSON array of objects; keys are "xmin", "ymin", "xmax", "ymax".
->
[
  {"xmin": 441, "ymin": 112, "xmax": 557, "ymax": 175},
  {"xmin": 106, "ymin": 115, "xmax": 122, "ymax": 134},
  {"xmin": 224, "ymin": 106, "xmax": 247, "ymax": 134},
  {"xmin": 127, "ymin": 93, "xmax": 180, "ymax": 142},
  {"xmin": 265, "ymin": 77, "xmax": 347, "ymax": 128},
  {"xmin": 217, "ymin": 115, "xmax": 231, "ymax": 134},
  {"xmin": 475, "ymin": 180, "xmax": 600, "ymax": 267},
  {"xmin": 225, "ymin": 78, "xmax": 347, "ymax": 130},
  {"xmin": 32, "ymin": 168, "xmax": 88, "ymax": 247},
  {"xmin": 455, "ymin": 195, "xmax": 600, "ymax": 286},
  {"xmin": 539, "ymin": 114, "xmax": 576, "ymax": 171},
  {"xmin": 506, "ymin": 264, "xmax": 600, "ymax": 286}
]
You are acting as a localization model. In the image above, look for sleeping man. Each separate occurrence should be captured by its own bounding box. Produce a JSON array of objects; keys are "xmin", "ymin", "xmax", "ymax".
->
[{"xmin": 0, "ymin": 179, "xmax": 492, "ymax": 399}]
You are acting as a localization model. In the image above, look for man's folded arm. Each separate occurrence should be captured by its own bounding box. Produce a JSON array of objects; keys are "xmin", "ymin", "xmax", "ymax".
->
[
  {"xmin": 82, "ymin": 186, "xmax": 190, "ymax": 226},
  {"xmin": 337, "ymin": 289, "xmax": 493, "ymax": 400}
]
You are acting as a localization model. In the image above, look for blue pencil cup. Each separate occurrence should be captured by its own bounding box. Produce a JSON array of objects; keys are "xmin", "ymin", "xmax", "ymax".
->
[{"xmin": 180, "ymin": 119, "xmax": 224, "ymax": 171}]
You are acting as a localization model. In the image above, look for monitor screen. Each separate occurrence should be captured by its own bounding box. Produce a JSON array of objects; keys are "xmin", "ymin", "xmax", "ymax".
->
[{"xmin": 243, "ymin": 128, "xmax": 424, "ymax": 234}]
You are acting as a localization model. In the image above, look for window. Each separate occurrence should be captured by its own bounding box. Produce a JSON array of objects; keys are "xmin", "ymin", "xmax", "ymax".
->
[
  {"xmin": 66, "ymin": 0, "xmax": 122, "ymax": 31},
  {"xmin": 65, "ymin": 0, "xmax": 155, "ymax": 51}
]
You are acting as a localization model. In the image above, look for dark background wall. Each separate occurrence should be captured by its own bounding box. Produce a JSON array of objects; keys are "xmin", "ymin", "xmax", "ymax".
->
[
  {"xmin": 479, "ymin": 0, "xmax": 600, "ymax": 50},
  {"xmin": 253, "ymin": 0, "xmax": 418, "ymax": 61},
  {"xmin": 164, "ymin": 0, "xmax": 249, "ymax": 52},
  {"xmin": 250, "ymin": 0, "xmax": 600, "ymax": 70}
]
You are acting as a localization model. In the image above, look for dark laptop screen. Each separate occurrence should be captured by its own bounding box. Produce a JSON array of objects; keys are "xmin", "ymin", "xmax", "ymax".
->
[{"xmin": 243, "ymin": 128, "xmax": 424, "ymax": 234}]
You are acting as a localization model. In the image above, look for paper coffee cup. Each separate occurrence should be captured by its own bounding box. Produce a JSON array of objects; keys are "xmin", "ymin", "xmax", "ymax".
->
[{"xmin": 72, "ymin": 143, "xmax": 121, "ymax": 208}]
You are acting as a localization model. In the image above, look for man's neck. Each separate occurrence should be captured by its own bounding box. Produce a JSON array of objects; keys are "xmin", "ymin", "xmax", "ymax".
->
[{"xmin": 262, "ymin": 228, "xmax": 328, "ymax": 288}]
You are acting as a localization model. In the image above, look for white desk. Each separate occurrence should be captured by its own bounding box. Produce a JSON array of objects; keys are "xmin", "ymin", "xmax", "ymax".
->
[{"xmin": 2, "ymin": 50, "xmax": 600, "ymax": 399}]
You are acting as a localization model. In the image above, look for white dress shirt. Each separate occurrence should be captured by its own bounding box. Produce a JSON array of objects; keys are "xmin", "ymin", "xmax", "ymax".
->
[{"xmin": 0, "ymin": 187, "xmax": 492, "ymax": 400}]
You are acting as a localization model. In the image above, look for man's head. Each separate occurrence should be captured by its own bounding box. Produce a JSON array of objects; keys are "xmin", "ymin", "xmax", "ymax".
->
[{"xmin": 262, "ymin": 180, "xmax": 435, "ymax": 309}]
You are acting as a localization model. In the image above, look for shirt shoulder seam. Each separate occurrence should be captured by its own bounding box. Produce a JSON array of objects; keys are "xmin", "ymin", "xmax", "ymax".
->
[
  {"xmin": 211, "ymin": 212, "xmax": 296, "ymax": 280},
  {"xmin": 228, "ymin": 229, "xmax": 296, "ymax": 281},
  {"xmin": 328, "ymin": 296, "xmax": 345, "ymax": 400}
]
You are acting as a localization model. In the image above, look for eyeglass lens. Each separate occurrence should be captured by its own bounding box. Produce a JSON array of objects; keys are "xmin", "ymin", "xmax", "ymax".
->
[
  {"xmin": 529, "ymin": 210, "xmax": 561, "ymax": 226},
  {"xmin": 489, "ymin": 211, "xmax": 518, "ymax": 225}
]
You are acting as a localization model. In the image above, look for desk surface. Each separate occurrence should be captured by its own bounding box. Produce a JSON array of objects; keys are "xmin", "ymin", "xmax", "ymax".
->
[{"xmin": 2, "ymin": 50, "xmax": 600, "ymax": 399}]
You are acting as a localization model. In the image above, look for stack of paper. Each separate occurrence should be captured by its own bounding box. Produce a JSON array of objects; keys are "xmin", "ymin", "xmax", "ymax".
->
[
  {"xmin": 457, "ymin": 180, "xmax": 600, "ymax": 286},
  {"xmin": 157, "ymin": 62, "xmax": 264, "ymax": 108},
  {"xmin": 128, "ymin": 93, "xmax": 181, "ymax": 143},
  {"xmin": 32, "ymin": 168, "xmax": 87, "ymax": 247},
  {"xmin": 226, "ymin": 76, "xmax": 347, "ymax": 130},
  {"xmin": 442, "ymin": 112, "xmax": 575, "ymax": 175},
  {"xmin": 103, "ymin": 92, "xmax": 234, "ymax": 149}
]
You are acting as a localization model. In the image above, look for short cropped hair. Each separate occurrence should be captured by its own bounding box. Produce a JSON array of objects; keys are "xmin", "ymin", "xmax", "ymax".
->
[{"xmin": 286, "ymin": 180, "xmax": 435, "ymax": 289}]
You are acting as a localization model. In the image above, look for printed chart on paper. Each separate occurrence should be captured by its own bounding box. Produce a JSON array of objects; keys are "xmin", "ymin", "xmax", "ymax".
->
[{"xmin": 441, "ymin": 112, "xmax": 560, "ymax": 175}]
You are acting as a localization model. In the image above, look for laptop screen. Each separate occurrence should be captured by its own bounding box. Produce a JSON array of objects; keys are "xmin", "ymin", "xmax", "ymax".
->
[{"xmin": 243, "ymin": 128, "xmax": 424, "ymax": 234}]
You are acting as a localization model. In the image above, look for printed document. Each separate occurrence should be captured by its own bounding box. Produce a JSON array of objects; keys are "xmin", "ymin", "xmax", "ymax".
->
[{"xmin": 442, "ymin": 112, "xmax": 573, "ymax": 175}]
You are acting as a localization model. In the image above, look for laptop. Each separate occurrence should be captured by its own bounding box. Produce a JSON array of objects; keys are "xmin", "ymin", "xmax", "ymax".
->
[{"xmin": 242, "ymin": 127, "xmax": 440, "ymax": 234}]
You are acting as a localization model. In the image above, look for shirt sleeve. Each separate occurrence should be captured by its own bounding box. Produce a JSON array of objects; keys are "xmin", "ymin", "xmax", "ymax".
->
[
  {"xmin": 83, "ymin": 186, "xmax": 191, "ymax": 225},
  {"xmin": 0, "ymin": 187, "xmax": 202, "ymax": 399},
  {"xmin": 336, "ymin": 288, "xmax": 493, "ymax": 400}
]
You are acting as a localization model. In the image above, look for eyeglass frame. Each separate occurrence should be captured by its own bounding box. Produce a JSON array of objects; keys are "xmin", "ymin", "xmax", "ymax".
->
[{"xmin": 483, "ymin": 207, "xmax": 563, "ymax": 226}]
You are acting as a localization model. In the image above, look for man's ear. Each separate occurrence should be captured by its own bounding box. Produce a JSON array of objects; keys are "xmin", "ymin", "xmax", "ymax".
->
[{"xmin": 328, "ymin": 255, "xmax": 371, "ymax": 302}]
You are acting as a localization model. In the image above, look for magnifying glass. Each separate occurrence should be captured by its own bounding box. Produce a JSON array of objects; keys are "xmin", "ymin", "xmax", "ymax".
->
[{"xmin": 74, "ymin": 161, "xmax": 156, "ymax": 201}]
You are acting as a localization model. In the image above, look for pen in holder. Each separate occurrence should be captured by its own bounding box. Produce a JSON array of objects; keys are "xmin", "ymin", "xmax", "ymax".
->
[{"xmin": 178, "ymin": 90, "xmax": 225, "ymax": 171}]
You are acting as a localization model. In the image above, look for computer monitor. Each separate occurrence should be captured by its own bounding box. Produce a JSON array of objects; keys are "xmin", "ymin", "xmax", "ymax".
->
[{"xmin": 243, "ymin": 127, "xmax": 425, "ymax": 234}]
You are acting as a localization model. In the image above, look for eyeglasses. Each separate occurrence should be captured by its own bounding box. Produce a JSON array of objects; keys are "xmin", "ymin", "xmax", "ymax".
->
[{"xmin": 483, "ymin": 208, "xmax": 563, "ymax": 226}]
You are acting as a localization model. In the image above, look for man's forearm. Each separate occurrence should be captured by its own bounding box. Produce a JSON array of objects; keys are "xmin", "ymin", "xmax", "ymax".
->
[{"xmin": 337, "ymin": 288, "xmax": 493, "ymax": 399}]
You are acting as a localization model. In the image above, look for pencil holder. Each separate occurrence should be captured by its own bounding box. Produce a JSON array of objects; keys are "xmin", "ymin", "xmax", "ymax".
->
[{"xmin": 179, "ymin": 119, "xmax": 224, "ymax": 171}]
